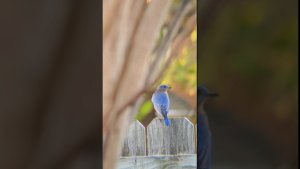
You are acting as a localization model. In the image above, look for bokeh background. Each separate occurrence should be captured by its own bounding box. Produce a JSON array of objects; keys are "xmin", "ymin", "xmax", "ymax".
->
[
  {"xmin": 198, "ymin": 0, "xmax": 298, "ymax": 169},
  {"xmin": 135, "ymin": 0, "xmax": 197, "ymax": 126},
  {"xmin": 135, "ymin": 29, "xmax": 197, "ymax": 125}
]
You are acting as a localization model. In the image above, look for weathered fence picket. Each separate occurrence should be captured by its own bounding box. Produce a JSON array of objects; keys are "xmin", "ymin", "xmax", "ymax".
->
[
  {"xmin": 118, "ymin": 117, "xmax": 197, "ymax": 168},
  {"xmin": 147, "ymin": 117, "xmax": 195, "ymax": 155},
  {"xmin": 121, "ymin": 120, "xmax": 146, "ymax": 157}
]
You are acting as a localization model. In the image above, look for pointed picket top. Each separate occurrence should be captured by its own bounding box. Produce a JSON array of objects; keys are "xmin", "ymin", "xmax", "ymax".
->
[
  {"xmin": 147, "ymin": 117, "xmax": 195, "ymax": 155},
  {"xmin": 121, "ymin": 120, "xmax": 146, "ymax": 157}
]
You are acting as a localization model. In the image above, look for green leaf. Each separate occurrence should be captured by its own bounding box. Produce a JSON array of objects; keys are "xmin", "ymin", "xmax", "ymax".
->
[{"xmin": 135, "ymin": 100, "xmax": 153, "ymax": 121}]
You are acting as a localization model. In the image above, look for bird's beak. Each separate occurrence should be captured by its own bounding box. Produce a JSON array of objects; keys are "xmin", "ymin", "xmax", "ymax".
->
[
  {"xmin": 208, "ymin": 92, "xmax": 218, "ymax": 97},
  {"xmin": 168, "ymin": 86, "xmax": 172, "ymax": 89}
]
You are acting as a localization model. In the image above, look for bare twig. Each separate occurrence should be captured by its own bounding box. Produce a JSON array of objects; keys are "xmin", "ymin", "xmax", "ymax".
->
[{"xmin": 145, "ymin": 0, "xmax": 194, "ymax": 86}]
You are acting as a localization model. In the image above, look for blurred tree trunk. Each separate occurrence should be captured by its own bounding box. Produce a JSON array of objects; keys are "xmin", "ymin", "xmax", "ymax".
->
[
  {"xmin": 103, "ymin": 0, "xmax": 195, "ymax": 168},
  {"xmin": 103, "ymin": 1, "xmax": 171, "ymax": 168}
]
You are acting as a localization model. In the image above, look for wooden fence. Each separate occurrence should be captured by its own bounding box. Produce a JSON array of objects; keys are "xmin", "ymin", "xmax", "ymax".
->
[{"xmin": 117, "ymin": 117, "xmax": 197, "ymax": 169}]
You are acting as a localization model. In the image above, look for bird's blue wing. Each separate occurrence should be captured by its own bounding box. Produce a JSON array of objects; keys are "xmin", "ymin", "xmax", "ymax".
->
[
  {"xmin": 152, "ymin": 92, "xmax": 169, "ymax": 114},
  {"xmin": 160, "ymin": 104, "xmax": 168, "ymax": 117},
  {"xmin": 152, "ymin": 92, "xmax": 170, "ymax": 126}
]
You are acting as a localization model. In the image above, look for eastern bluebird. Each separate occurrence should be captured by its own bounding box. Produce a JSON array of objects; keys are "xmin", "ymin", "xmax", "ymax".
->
[
  {"xmin": 197, "ymin": 85, "xmax": 218, "ymax": 169},
  {"xmin": 151, "ymin": 84, "xmax": 171, "ymax": 126}
]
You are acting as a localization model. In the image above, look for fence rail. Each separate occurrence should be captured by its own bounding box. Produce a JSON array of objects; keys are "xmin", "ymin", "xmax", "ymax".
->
[{"xmin": 118, "ymin": 117, "xmax": 197, "ymax": 168}]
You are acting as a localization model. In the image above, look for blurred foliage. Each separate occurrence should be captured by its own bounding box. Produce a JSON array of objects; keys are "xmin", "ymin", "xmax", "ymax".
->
[
  {"xmin": 162, "ymin": 28, "xmax": 197, "ymax": 96},
  {"xmin": 135, "ymin": 0, "xmax": 197, "ymax": 122},
  {"xmin": 136, "ymin": 100, "xmax": 153, "ymax": 121},
  {"xmin": 199, "ymin": 0, "xmax": 297, "ymax": 120},
  {"xmin": 136, "ymin": 27, "xmax": 197, "ymax": 121},
  {"xmin": 198, "ymin": 0, "xmax": 297, "ymax": 165}
]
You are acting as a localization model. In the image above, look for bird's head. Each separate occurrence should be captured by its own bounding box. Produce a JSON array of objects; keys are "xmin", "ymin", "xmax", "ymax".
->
[
  {"xmin": 156, "ymin": 84, "xmax": 171, "ymax": 92},
  {"xmin": 197, "ymin": 85, "xmax": 218, "ymax": 105}
]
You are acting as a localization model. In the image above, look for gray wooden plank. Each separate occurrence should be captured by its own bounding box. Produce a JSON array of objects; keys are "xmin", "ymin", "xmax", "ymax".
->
[
  {"xmin": 117, "ymin": 155, "xmax": 196, "ymax": 169},
  {"xmin": 121, "ymin": 120, "xmax": 146, "ymax": 157},
  {"xmin": 147, "ymin": 117, "xmax": 195, "ymax": 155}
]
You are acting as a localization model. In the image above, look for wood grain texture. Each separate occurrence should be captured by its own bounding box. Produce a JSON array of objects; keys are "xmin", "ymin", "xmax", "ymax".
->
[
  {"xmin": 117, "ymin": 155, "xmax": 196, "ymax": 169},
  {"xmin": 121, "ymin": 120, "xmax": 146, "ymax": 157},
  {"xmin": 147, "ymin": 117, "xmax": 195, "ymax": 155}
]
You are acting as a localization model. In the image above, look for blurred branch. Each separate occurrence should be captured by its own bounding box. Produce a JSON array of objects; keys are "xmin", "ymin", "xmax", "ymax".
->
[
  {"xmin": 120, "ymin": 0, "xmax": 197, "ymax": 125},
  {"xmin": 105, "ymin": 0, "xmax": 196, "ymax": 129},
  {"xmin": 145, "ymin": 0, "xmax": 193, "ymax": 86},
  {"xmin": 103, "ymin": 1, "xmax": 172, "ymax": 169},
  {"xmin": 150, "ymin": 11, "xmax": 196, "ymax": 87}
]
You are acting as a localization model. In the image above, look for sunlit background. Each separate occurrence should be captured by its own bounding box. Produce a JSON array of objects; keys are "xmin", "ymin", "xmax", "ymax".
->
[
  {"xmin": 135, "ymin": 0, "xmax": 197, "ymax": 126},
  {"xmin": 136, "ymin": 32, "xmax": 197, "ymax": 125}
]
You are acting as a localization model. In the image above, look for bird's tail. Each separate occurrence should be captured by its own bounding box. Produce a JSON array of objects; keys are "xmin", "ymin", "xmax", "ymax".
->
[
  {"xmin": 161, "ymin": 109, "xmax": 170, "ymax": 126},
  {"xmin": 164, "ymin": 116, "xmax": 170, "ymax": 126}
]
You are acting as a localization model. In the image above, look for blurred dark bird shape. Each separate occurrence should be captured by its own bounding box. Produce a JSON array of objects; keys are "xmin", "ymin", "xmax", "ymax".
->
[{"xmin": 197, "ymin": 85, "xmax": 218, "ymax": 169}]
